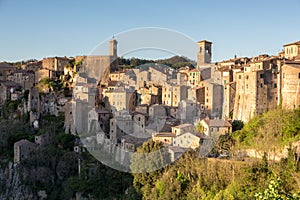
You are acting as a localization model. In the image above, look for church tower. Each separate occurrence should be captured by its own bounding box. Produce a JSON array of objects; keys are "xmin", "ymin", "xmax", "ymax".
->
[
  {"xmin": 110, "ymin": 38, "xmax": 118, "ymax": 57},
  {"xmin": 197, "ymin": 40, "xmax": 212, "ymax": 67}
]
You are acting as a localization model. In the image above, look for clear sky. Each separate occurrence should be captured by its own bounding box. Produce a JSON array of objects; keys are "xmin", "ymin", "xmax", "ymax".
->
[{"xmin": 1, "ymin": 0, "xmax": 300, "ymax": 62}]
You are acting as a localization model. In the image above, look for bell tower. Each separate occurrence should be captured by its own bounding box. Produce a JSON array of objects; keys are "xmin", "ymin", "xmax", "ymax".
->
[
  {"xmin": 197, "ymin": 40, "xmax": 212, "ymax": 67},
  {"xmin": 110, "ymin": 38, "xmax": 118, "ymax": 57}
]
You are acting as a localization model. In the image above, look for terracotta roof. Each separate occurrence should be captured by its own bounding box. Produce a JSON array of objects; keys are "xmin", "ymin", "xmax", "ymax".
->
[
  {"xmin": 197, "ymin": 40, "xmax": 212, "ymax": 44},
  {"xmin": 189, "ymin": 68, "xmax": 199, "ymax": 72},
  {"xmin": 173, "ymin": 123, "xmax": 194, "ymax": 129},
  {"xmin": 204, "ymin": 119, "xmax": 232, "ymax": 127},
  {"xmin": 153, "ymin": 132, "xmax": 175, "ymax": 137},
  {"xmin": 284, "ymin": 41, "xmax": 300, "ymax": 47},
  {"xmin": 0, "ymin": 63, "xmax": 15, "ymax": 70}
]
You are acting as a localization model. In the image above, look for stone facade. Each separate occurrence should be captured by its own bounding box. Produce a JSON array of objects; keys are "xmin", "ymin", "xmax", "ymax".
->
[
  {"xmin": 197, "ymin": 40, "xmax": 212, "ymax": 67},
  {"xmin": 217, "ymin": 42, "xmax": 300, "ymax": 122},
  {"xmin": 0, "ymin": 81, "xmax": 19, "ymax": 105},
  {"xmin": 14, "ymin": 139, "xmax": 37, "ymax": 163},
  {"xmin": 162, "ymin": 83, "xmax": 188, "ymax": 107},
  {"xmin": 280, "ymin": 62, "xmax": 300, "ymax": 109},
  {"xmin": 0, "ymin": 63, "xmax": 15, "ymax": 81},
  {"xmin": 7, "ymin": 70, "xmax": 35, "ymax": 89},
  {"xmin": 199, "ymin": 118, "xmax": 232, "ymax": 137}
]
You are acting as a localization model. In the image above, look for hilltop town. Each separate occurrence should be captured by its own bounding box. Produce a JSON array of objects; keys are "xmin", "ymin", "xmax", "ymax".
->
[{"xmin": 0, "ymin": 39, "xmax": 300, "ymax": 169}]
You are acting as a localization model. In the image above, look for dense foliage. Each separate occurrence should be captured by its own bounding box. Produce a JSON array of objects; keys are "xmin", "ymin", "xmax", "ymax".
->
[
  {"xmin": 133, "ymin": 108, "xmax": 300, "ymax": 199},
  {"xmin": 118, "ymin": 56, "xmax": 195, "ymax": 69},
  {"xmin": 234, "ymin": 108, "xmax": 300, "ymax": 150}
]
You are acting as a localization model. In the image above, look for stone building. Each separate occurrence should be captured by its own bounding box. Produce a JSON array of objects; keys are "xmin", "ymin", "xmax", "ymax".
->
[
  {"xmin": 162, "ymin": 83, "xmax": 188, "ymax": 107},
  {"xmin": 64, "ymin": 101, "xmax": 73, "ymax": 134},
  {"xmin": 7, "ymin": 69, "xmax": 35, "ymax": 89},
  {"xmin": 199, "ymin": 118, "xmax": 232, "ymax": 137},
  {"xmin": 0, "ymin": 62, "xmax": 15, "ymax": 81},
  {"xmin": 171, "ymin": 123, "xmax": 195, "ymax": 136},
  {"xmin": 177, "ymin": 100, "xmax": 199, "ymax": 123},
  {"xmin": 280, "ymin": 62, "xmax": 300, "ymax": 109},
  {"xmin": 80, "ymin": 39, "xmax": 118, "ymax": 83},
  {"xmin": 109, "ymin": 110, "xmax": 133, "ymax": 144},
  {"xmin": 187, "ymin": 68, "xmax": 201, "ymax": 87},
  {"xmin": 103, "ymin": 85, "xmax": 136, "ymax": 112},
  {"xmin": 172, "ymin": 132, "xmax": 202, "ymax": 149},
  {"xmin": 88, "ymin": 107, "xmax": 111, "ymax": 133},
  {"xmin": 109, "ymin": 70, "xmax": 125, "ymax": 81},
  {"xmin": 14, "ymin": 139, "xmax": 37, "ymax": 163},
  {"xmin": 0, "ymin": 81, "xmax": 19, "ymax": 105},
  {"xmin": 133, "ymin": 112, "xmax": 149, "ymax": 134},
  {"xmin": 42, "ymin": 57, "xmax": 71, "ymax": 73},
  {"xmin": 136, "ymin": 87, "xmax": 159, "ymax": 105},
  {"xmin": 27, "ymin": 87, "xmax": 40, "ymax": 112},
  {"xmin": 152, "ymin": 132, "xmax": 175, "ymax": 146},
  {"xmin": 284, "ymin": 41, "xmax": 300, "ymax": 60},
  {"xmin": 232, "ymin": 56, "xmax": 280, "ymax": 122},
  {"xmin": 35, "ymin": 132, "xmax": 54, "ymax": 146},
  {"xmin": 195, "ymin": 81, "xmax": 223, "ymax": 119},
  {"xmin": 197, "ymin": 40, "xmax": 212, "ymax": 67},
  {"xmin": 168, "ymin": 146, "xmax": 187, "ymax": 162},
  {"xmin": 35, "ymin": 68, "xmax": 53, "ymax": 83},
  {"xmin": 120, "ymin": 134, "xmax": 147, "ymax": 152}
]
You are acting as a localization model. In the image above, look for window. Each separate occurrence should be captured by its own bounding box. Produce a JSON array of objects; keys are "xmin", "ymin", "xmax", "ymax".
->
[
  {"xmin": 274, "ymin": 83, "xmax": 277, "ymax": 88},
  {"xmin": 200, "ymin": 46, "xmax": 202, "ymax": 53},
  {"xmin": 260, "ymin": 74, "xmax": 264, "ymax": 79},
  {"xmin": 298, "ymin": 73, "xmax": 300, "ymax": 79},
  {"xmin": 239, "ymin": 75, "xmax": 242, "ymax": 79}
]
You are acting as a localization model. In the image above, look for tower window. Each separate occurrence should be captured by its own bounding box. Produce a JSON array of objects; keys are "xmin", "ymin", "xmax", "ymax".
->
[{"xmin": 200, "ymin": 47, "xmax": 202, "ymax": 53}]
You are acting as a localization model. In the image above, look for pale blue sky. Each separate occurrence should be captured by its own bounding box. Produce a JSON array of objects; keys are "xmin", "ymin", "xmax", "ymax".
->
[{"xmin": 1, "ymin": 0, "xmax": 300, "ymax": 62}]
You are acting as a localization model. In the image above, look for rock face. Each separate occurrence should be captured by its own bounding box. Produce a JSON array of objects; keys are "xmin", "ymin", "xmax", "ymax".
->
[{"xmin": 0, "ymin": 162, "xmax": 36, "ymax": 200}]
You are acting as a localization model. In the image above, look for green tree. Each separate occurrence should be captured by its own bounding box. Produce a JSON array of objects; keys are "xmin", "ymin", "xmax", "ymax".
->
[{"xmin": 196, "ymin": 122, "xmax": 205, "ymax": 133}]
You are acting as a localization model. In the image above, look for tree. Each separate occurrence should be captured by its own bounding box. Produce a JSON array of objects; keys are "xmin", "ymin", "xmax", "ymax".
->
[
  {"xmin": 255, "ymin": 178, "xmax": 300, "ymax": 200},
  {"xmin": 196, "ymin": 122, "xmax": 205, "ymax": 133},
  {"xmin": 131, "ymin": 140, "xmax": 170, "ymax": 197}
]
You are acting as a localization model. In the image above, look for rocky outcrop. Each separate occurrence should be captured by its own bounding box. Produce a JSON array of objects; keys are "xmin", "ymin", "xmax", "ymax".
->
[{"xmin": 0, "ymin": 161, "xmax": 36, "ymax": 200}]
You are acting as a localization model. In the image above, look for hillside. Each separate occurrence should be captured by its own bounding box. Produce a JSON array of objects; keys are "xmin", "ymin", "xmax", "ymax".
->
[
  {"xmin": 118, "ymin": 55, "xmax": 196, "ymax": 69},
  {"xmin": 132, "ymin": 108, "xmax": 300, "ymax": 200}
]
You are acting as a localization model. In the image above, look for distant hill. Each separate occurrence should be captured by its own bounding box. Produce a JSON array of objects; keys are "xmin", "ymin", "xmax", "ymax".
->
[
  {"xmin": 118, "ymin": 55, "xmax": 196, "ymax": 69},
  {"xmin": 157, "ymin": 56, "xmax": 196, "ymax": 69},
  {"xmin": 157, "ymin": 55, "xmax": 193, "ymax": 64}
]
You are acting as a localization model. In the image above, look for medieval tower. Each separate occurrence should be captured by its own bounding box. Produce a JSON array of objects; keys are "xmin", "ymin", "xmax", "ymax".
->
[{"xmin": 197, "ymin": 40, "xmax": 212, "ymax": 67}]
